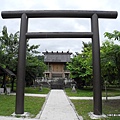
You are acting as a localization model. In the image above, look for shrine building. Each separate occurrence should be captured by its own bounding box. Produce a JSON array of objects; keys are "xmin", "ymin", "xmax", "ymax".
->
[{"xmin": 43, "ymin": 51, "xmax": 72, "ymax": 80}]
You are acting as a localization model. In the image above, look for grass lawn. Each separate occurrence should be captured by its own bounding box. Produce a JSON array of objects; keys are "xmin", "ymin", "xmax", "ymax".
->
[
  {"xmin": 72, "ymin": 99, "xmax": 120, "ymax": 120},
  {"xmin": 24, "ymin": 87, "xmax": 50, "ymax": 94},
  {"xmin": 0, "ymin": 95, "xmax": 45, "ymax": 118},
  {"xmin": 65, "ymin": 88, "xmax": 93, "ymax": 97},
  {"xmin": 65, "ymin": 88, "xmax": 120, "ymax": 97},
  {"xmin": 65, "ymin": 87, "xmax": 120, "ymax": 119}
]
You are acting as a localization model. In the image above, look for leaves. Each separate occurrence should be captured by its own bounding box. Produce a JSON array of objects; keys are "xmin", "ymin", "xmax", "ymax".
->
[
  {"xmin": 104, "ymin": 30, "xmax": 120, "ymax": 41},
  {"xmin": 101, "ymin": 32, "xmax": 120, "ymax": 85},
  {"xmin": 67, "ymin": 30, "xmax": 120, "ymax": 87},
  {"xmin": 0, "ymin": 26, "xmax": 47, "ymax": 86},
  {"xmin": 67, "ymin": 42, "xmax": 93, "ymax": 87}
]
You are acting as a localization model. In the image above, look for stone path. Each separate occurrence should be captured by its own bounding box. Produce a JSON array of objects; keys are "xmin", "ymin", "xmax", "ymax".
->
[
  {"xmin": 38, "ymin": 89, "xmax": 81, "ymax": 120},
  {"xmin": 69, "ymin": 96, "xmax": 120, "ymax": 100}
]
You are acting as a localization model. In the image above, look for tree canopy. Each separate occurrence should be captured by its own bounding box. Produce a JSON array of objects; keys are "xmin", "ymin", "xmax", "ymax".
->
[
  {"xmin": 0, "ymin": 26, "xmax": 46, "ymax": 86},
  {"xmin": 67, "ymin": 31, "xmax": 120, "ymax": 88},
  {"xmin": 67, "ymin": 42, "xmax": 93, "ymax": 88}
]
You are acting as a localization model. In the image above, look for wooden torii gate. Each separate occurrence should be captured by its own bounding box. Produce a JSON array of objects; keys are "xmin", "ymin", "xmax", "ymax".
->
[{"xmin": 1, "ymin": 10, "xmax": 118, "ymax": 115}]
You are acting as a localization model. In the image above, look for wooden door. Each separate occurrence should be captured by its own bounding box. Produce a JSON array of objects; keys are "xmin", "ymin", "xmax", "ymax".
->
[{"xmin": 52, "ymin": 63, "xmax": 63, "ymax": 72}]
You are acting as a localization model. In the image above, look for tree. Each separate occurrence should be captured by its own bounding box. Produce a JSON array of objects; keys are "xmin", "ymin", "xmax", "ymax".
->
[
  {"xmin": 0, "ymin": 26, "xmax": 19, "ymax": 69},
  {"xmin": 102, "ymin": 31, "xmax": 120, "ymax": 86},
  {"xmin": 100, "ymin": 40, "xmax": 117, "ymax": 85},
  {"xmin": 67, "ymin": 42, "xmax": 93, "ymax": 88},
  {"xmin": 0, "ymin": 26, "xmax": 46, "ymax": 87},
  {"xmin": 26, "ymin": 55, "xmax": 46, "ymax": 86},
  {"xmin": 104, "ymin": 30, "xmax": 120, "ymax": 41},
  {"xmin": 67, "ymin": 30, "xmax": 120, "ymax": 89}
]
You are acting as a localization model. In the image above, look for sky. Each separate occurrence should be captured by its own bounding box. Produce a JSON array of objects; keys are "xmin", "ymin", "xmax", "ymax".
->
[{"xmin": 0, "ymin": 0, "xmax": 120, "ymax": 55}]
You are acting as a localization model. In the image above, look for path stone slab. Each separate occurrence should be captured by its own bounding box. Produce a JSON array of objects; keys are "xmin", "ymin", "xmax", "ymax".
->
[{"xmin": 39, "ymin": 90, "xmax": 80, "ymax": 120}]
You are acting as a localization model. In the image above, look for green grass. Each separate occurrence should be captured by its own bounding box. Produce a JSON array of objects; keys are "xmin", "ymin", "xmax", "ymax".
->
[
  {"xmin": 65, "ymin": 87, "xmax": 120, "ymax": 119},
  {"xmin": 24, "ymin": 87, "xmax": 50, "ymax": 94},
  {"xmin": 102, "ymin": 88, "xmax": 120, "ymax": 97},
  {"xmin": 0, "ymin": 86, "xmax": 49, "ymax": 117},
  {"xmin": 0, "ymin": 95, "xmax": 45, "ymax": 117},
  {"xmin": 65, "ymin": 88, "xmax": 120, "ymax": 97},
  {"xmin": 72, "ymin": 99, "xmax": 120, "ymax": 120},
  {"xmin": 65, "ymin": 88, "xmax": 93, "ymax": 97},
  {"xmin": 72, "ymin": 100, "xmax": 93, "ymax": 120},
  {"xmin": 24, "ymin": 96, "xmax": 45, "ymax": 117}
]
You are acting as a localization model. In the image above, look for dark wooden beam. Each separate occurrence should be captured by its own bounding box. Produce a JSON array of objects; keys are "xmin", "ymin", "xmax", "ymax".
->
[
  {"xmin": 1, "ymin": 10, "xmax": 118, "ymax": 19},
  {"xmin": 26, "ymin": 32, "xmax": 93, "ymax": 38}
]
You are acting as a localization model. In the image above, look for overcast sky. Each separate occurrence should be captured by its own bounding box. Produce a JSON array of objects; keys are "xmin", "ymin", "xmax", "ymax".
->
[{"xmin": 0, "ymin": 0, "xmax": 120, "ymax": 55}]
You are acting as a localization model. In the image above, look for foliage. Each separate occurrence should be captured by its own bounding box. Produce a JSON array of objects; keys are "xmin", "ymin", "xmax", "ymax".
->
[
  {"xmin": 0, "ymin": 26, "xmax": 19, "ymax": 69},
  {"xmin": 67, "ymin": 30, "xmax": 120, "ymax": 88},
  {"xmin": 104, "ymin": 30, "xmax": 120, "ymax": 41},
  {"xmin": 102, "ymin": 30, "xmax": 120, "ymax": 86},
  {"xmin": 67, "ymin": 42, "xmax": 93, "ymax": 88},
  {"xmin": 101, "ymin": 40, "xmax": 120, "ymax": 85},
  {"xmin": 26, "ymin": 55, "xmax": 46, "ymax": 86},
  {"xmin": 0, "ymin": 26, "xmax": 46, "ymax": 86}
]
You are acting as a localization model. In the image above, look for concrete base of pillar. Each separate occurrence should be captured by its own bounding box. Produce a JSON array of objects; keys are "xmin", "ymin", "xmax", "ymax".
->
[
  {"xmin": 88, "ymin": 112, "xmax": 107, "ymax": 119},
  {"xmin": 11, "ymin": 112, "xmax": 31, "ymax": 118}
]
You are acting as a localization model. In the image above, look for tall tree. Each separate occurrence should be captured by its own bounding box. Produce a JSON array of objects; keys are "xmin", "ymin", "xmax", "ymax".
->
[
  {"xmin": 103, "ymin": 31, "xmax": 120, "ymax": 85},
  {"xmin": 0, "ymin": 26, "xmax": 19, "ymax": 69},
  {"xmin": 67, "ymin": 42, "xmax": 93, "ymax": 88},
  {"xmin": 104, "ymin": 30, "xmax": 120, "ymax": 41},
  {"xmin": 100, "ymin": 40, "xmax": 117, "ymax": 85},
  {"xmin": 0, "ymin": 26, "xmax": 46, "ymax": 86}
]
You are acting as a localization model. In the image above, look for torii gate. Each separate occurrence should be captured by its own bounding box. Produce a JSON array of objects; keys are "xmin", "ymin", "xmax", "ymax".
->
[{"xmin": 1, "ymin": 10, "xmax": 117, "ymax": 115}]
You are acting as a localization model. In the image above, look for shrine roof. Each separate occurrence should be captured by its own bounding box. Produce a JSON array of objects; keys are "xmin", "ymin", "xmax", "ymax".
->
[
  {"xmin": 42, "ymin": 51, "xmax": 72, "ymax": 62},
  {"xmin": 0, "ymin": 66, "xmax": 16, "ymax": 77}
]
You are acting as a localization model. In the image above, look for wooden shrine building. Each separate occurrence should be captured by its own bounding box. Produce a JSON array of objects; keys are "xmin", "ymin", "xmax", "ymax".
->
[{"xmin": 43, "ymin": 51, "xmax": 72, "ymax": 80}]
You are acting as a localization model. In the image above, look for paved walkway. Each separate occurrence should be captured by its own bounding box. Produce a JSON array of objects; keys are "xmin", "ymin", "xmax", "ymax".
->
[
  {"xmin": 38, "ymin": 90, "xmax": 81, "ymax": 120},
  {"xmin": 10, "ymin": 93, "xmax": 47, "ymax": 98},
  {"xmin": 69, "ymin": 96, "xmax": 120, "ymax": 100},
  {"xmin": 10, "ymin": 92, "xmax": 120, "ymax": 100}
]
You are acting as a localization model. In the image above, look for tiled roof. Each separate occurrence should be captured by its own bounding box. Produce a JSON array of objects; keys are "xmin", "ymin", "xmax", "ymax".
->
[
  {"xmin": 43, "ymin": 51, "xmax": 72, "ymax": 62},
  {"xmin": 0, "ymin": 66, "xmax": 16, "ymax": 76}
]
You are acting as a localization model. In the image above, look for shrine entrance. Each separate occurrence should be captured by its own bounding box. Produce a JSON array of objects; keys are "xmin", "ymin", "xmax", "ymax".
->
[{"xmin": 1, "ymin": 10, "xmax": 118, "ymax": 115}]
